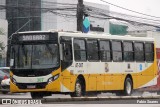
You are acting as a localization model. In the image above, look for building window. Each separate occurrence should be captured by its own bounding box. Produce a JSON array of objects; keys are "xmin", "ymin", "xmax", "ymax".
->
[
  {"xmin": 74, "ymin": 39, "xmax": 87, "ymax": 61},
  {"xmin": 134, "ymin": 42, "xmax": 144, "ymax": 61},
  {"xmin": 112, "ymin": 41, "xmax": 123, "ymax": 61},
  {"xmin": 145, "ymin": 43, "xmax": 154, "ymax": 62},
  {"xmin": 87, "ymin": 39, "xmax": 99, "ymax": 61},
  {"xmin": 123, "ymin": 42, "xmax": 134, "ymax": 61},
  {"xmin": 99, "ymin": 40, "xmax": 111, "ymax": 61}
]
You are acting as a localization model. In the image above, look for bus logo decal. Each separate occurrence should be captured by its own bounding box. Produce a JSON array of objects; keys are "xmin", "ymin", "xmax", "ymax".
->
[
  {"xmin": 75, "ymin": 63, "xmax": 83, "ymax": 68},
  {"xmin": 128, "ymin": 64, "xmax": 130, "ymax": 69},
  {"xmin": 105, "ymin": 63, "xmax": 109, "ymax": 72},
  {"xmin": 37, "ymin": 78, "xmax": 44, "ymax": 82},
  {"xmin": 139, "ymin": 64, "xmax": 143, "ymax": 71}
]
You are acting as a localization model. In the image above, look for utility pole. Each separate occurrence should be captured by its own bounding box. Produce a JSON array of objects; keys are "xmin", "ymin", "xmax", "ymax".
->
[{"xmin": 77, "ymin": 0, "xmax": 84, "ymax": 32}]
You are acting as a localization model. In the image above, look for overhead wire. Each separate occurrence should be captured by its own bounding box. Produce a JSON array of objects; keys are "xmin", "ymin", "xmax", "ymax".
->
[
  {"xmin": 100, "ymin": 0, "xmax": 160, "ymax": 19},
  {"xmin": 85, "ymin": 5, "xmax": 160, "ymax": 28},
  {"xmin": 1, "ymin": 1, "xmax": 160, "ymax": 31}
]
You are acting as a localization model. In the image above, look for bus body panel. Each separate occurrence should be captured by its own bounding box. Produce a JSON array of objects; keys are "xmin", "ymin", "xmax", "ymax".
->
[{"xmin": 10, "ymin": 31, "xmax": 158, "ymax": 94}]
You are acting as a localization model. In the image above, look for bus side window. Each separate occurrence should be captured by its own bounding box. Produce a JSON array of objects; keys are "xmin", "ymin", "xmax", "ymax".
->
[
  {"xmin": 74, "ymin": 39, "xmax": 87, "ymax": 61},
  {"xmin": 145, "ymin": 43, "xmax": 154, "ymax": 62},
  {"xmin": 87, "ymin": 39, "xmax": 99, "ymax": 61},
  {"xmin": 63, "ymin": 43, "xmax": 73, "ymax": 61},
  {"xmin": 123, "ymin": 41, "xmax": 134, "ymax": 62},
  {"xmin": 112, "ymin": 41, "xmax": 123, "ymax": 62},
  {"xmin": 99, "ymin": 40, "xmax": 111, "ymax": 62},
  {"xmin": 60, "ymin": 37, "xmax": 73, "ymax": 71},
  {"xmin": 134, "ymin": 42, "xmax": 145, "ymax": 62}
]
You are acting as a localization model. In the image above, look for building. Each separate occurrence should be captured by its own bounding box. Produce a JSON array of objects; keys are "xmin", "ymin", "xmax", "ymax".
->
[
  {"xmin": 0, "ymin": 0, "xmax": 6, "ymax": 19},
  {"xmin": 41, "ymin": 0, "xmax": 109, "ymax": 33},
  {"xmin": 6, "ymin": 0, "xmax": 41, "ymax": 37},
  {"xmin": 127, "ymin": 25, "xmax": 156, "ymax": 37},
  {"xmin": 5, "ymin": 0, "xmax": 110, "ymax": 37},
  {"xmin": 0, "ymin": 0, "xmax": 7, "ymax": 66}
]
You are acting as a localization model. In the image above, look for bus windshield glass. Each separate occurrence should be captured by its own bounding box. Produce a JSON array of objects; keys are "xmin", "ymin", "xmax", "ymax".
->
[{"xmin": 11, "ymin": 44, "xmax": 59, "ymax": 69}]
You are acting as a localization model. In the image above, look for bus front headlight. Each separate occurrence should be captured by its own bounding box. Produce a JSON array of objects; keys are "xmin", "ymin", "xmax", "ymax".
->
[{"xmin": 48, "ymin": 74, "xmax": 59, "ymax": 84}]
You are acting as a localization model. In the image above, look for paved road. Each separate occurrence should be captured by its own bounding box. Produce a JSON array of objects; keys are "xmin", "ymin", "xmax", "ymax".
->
[
  {"xmin": 0, "ymin": 92, "xmax": 159, "ymax": 107},
  {"xmin": 42, "ymin": 98, "xmax": 160, "ymax": 104},
  {"xmin": 0, "ymin": 91, "xmax": 158, "ymax": 98},
  {"xmin": 1, "ymin": 104, "xmax": 160, "ymax": 107}
]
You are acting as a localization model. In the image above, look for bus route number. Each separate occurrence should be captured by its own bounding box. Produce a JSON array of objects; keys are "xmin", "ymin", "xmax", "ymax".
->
[{"xmin": 75, "ymin": 63, "xmax": 83, "ymax": 68}]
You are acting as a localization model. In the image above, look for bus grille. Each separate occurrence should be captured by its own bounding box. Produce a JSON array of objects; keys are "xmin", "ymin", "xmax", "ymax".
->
[{"xmin": 16, "ymin": 83, "xmax": 47, "ymax": 89}]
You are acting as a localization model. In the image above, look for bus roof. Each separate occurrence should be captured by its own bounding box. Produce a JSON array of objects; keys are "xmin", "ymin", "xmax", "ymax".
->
[{"xmin": 15, "ymin": 31, "xmax": 154, "ymax": 42}]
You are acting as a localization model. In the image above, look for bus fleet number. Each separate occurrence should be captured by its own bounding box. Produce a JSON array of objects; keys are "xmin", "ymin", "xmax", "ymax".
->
[{"xmin": 75, "ymin": 63, "xmax": 83, "ymax": 68}]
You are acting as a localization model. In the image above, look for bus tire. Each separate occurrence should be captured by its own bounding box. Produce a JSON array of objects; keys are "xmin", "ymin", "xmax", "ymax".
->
[
  {"xmin": 30, "ymin": 92, "xmax": 43, "ymax": 99},
  {"xmin": 124, "ymin": 77, "xmax": 133, "ymax": 96},
  {"xmin": 70, "ymin": 79, "xmax": 83, "ymax": 97}
]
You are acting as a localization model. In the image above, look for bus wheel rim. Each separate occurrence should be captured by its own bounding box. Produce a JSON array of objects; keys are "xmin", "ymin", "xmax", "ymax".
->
[
  {"xmin": 76, "ymin": 83, "xmax": 81, "ymax": 96},
  {"xmin": 126, "ymin": 81, "xmax": 131, "ymax": 95}
]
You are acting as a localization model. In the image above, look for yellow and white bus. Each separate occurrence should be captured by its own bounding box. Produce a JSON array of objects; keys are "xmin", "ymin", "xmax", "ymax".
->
[{"xmin": 9, "ymin": 31, "xmax": 158, "ymax": 98}]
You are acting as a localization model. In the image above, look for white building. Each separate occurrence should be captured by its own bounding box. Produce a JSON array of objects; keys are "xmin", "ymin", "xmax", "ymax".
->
[
  {"xmin": 41, "ymin": 0, "xmax": 109, "ymax": 33},
  {"xmin": 0, "ymin": 19, "xmax": 8, "ymax": 66}
]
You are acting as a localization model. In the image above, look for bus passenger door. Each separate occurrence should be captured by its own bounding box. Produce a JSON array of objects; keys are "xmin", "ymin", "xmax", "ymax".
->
[{"xmin": 60, "ymin": 37, "xmax": 73, "ymax": 92}]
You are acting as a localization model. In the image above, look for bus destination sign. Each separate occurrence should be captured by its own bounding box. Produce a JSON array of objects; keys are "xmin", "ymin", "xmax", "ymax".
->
[{"xmin": 19, "ymin": 35, "xmax": 49, "ymax": 41}]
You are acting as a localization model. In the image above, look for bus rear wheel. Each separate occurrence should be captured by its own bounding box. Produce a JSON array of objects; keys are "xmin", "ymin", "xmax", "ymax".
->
[
  {"xmin": 30, "ymin": 92, "xmax": 43, "ymax": 99},
  {"xmin": 70, "ymin": 79, "xmax": 84, "ymax": 97},
  {"xmin": 124, "ymin": 77, "xmax": 133, "ymax": 96},
  {"xmin": 116, "ymin": 77, "xmax": 133, "ymax": 96}
]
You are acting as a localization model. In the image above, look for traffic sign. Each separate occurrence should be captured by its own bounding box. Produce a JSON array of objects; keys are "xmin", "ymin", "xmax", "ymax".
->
[{"xmin": 83, "ymin": 17, "xmax": 90, "ymax": 33}]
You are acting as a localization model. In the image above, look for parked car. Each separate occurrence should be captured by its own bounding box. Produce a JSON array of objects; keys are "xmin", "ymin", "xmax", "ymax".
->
[
  {"xmin": 0, "ymin": 67, "xmax": 10, "ymax": 73},
  {"xmin": 1, "ymin": 78, "xmax": 10, "ymax": 94},
  {"xmin": 0, "ymin": 67, "xmax": 10, "ymax": 94}
]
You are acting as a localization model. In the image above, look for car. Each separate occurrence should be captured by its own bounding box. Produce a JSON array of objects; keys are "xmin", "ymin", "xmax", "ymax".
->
[
  {"xmin": 0, "ymin": 67, "xmax": 10, "ymax": 94},
  {"xmin": 0, "ymin": 67, "xmax": 10, "ymax": 73},
  {"xmin": 1, "ymin": 78, "xmax": 10, "ymax": 94}
]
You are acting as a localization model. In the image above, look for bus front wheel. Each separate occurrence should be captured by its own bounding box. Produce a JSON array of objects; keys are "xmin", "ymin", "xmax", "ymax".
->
[
  {"xmin": 30, "ymin": 92, "xmax": 43, "ymax": 99},
  {"xmin": 70, "ymin": 79, "xmax": 83, "ymax": 97}
]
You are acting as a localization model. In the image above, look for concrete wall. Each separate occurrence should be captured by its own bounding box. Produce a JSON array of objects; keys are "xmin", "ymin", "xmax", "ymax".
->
[
  {"xmin": 127, "ymin": 30, "xmax": 160, "ymax": 48},
  {"xmin": 84, "ymin": 2, "xmax": 109, "ymax": 33},
  {"xmin": 147, "ymin": 31, "xmax": 160, "ymax": 48},
  {"xmin": 0, "ymin": 0, "xmax": 6, "ymax": 19}
]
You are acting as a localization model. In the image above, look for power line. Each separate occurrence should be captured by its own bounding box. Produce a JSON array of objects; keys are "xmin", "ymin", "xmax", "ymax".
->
[
  {"xmin": 85, "ymin": 5, "xmax": 160, "ymax": 27},
  {"xmin": 100, "ymin": 0, "xmax": 160, "ymax": 19},
  {"xmin": 87, "ymin": 5, "xmax": 160, "ymax": 23},
  {"xmin": 0, "ymin": 5, "xmax": 77, "ymax": 11},
  {"xmin": 41, "ymin": 1, "xmax": 76, "ymax": 6}
]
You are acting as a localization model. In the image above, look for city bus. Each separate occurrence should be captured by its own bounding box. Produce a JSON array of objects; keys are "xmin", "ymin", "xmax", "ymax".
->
[{"xmin": 9, "ymin": 31, "xmax": 159, "ymax": 98}]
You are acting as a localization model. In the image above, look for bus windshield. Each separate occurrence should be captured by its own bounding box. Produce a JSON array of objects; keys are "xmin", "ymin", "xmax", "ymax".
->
[{"xmin": 11, "ymin": 44, "xmax": 59, "ymax": 69}]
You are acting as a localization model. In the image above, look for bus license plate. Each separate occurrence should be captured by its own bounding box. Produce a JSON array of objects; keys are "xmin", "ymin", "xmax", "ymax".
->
[{"xmin": 27, "ymin": 85, "xmax": 36, "ymax": 89}]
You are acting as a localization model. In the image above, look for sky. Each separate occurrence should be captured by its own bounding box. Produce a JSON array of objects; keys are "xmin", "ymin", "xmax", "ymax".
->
[{"xmin": 84, "ymin": 0, "xmax": 160, "ymax": 19}]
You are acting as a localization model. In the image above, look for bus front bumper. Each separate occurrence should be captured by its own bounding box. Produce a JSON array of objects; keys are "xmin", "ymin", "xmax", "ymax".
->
[{"xmin": 10, "ymin": 79, "xmax": 61, "ymax": 93}]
